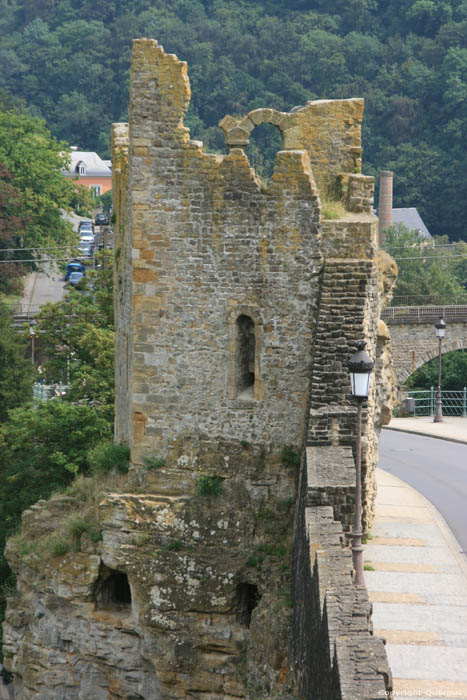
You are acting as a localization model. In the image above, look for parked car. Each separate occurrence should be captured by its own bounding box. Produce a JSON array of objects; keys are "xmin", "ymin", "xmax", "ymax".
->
[
  {"xmin": 68, "ymin": 270, "xmax": 84, "ymax": 286},
  {"xmin": 79, "ymin": 231, "xmax": 94, "ymax": 243},
  {"xmin": 78, "ymin": 220, "xmax": 94, "ymax": 234},
  {"xmin": 77, "ymin": 241, "xmax": 93, "ymax": 259},
  {"xmin": 65, "ymin": 260, "xmax": 84, "ymax": 281},
  {"xmin": 95, "ymin": 212, "xmax": 109, "ymax": 226}
]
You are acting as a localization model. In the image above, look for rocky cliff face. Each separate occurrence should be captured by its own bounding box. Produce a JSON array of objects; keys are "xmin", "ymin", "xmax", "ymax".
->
[{"xmin": 4, "ymin": 448, "xmax": 297, "ymax": 699}]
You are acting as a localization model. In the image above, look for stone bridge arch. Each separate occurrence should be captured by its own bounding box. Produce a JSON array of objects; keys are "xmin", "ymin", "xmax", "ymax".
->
[{"xmin": 384, "ymin": 313, "xmax": 467, "ymax": 387}]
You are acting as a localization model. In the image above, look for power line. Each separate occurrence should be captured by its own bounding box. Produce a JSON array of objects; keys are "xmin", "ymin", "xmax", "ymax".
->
[
  {"xmin": 393, "ymin": 253, "xmax": 467, "ymax": 261},
  {"xmin": 387, "ymin": 243, "xmax": 456, "ymax": 250},
  {"xmin": 0, "ymin": 257, "xmax": 98, "ymax": 264},
  {"xmin": 0, "ymin": 244, "xmax": 88, "ymax": 252}
]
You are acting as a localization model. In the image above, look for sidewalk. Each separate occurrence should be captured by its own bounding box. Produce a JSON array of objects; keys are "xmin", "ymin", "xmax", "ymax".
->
[
  {"xmin": 365, "ymin": 416, "xmax": 467, "ymax": 699},
  {"xmin": 384, "ymin": 415, "xmax": 467, "ymax": 445}
]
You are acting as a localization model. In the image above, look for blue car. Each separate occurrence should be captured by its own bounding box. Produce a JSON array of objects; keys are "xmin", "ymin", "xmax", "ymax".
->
[{"xmin": 65, "ymin": 261, "xmax": 84, "ymax": 281}]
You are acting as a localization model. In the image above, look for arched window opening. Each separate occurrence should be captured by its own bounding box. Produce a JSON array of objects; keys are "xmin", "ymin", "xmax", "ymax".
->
[
  {"xmin": 94, "ymin": 566, "xmax": 131, "ymax": 609},
  {"xmin": 236, "ymin": 583, "xmax": 260, "ymax": 628},
  {"xmin": 245, "ymin": 122, "xmax": 282, "ymax": 182},
  {"xmin": 236, "ymin": 315, "xmax": 255, "ymax": 397}
]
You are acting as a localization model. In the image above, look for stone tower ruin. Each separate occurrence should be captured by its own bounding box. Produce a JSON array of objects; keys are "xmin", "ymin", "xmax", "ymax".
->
[{"xmin": 3, "ymin": 38, "xmax": 395, "ymax": 700}]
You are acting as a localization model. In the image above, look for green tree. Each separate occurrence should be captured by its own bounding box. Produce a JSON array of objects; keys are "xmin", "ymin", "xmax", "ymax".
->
[
  {"xmin": 382, "ymin": 224, "xmax": 466, "ymax": 304},
  {"xmin": 407, "ymin": 349, "xmax": 467, "ymax": 389},
  {"xmin": 0, "ymin": 302, "xmax": 34, "ymax": 422},
  {"xmin": 0, "ymin": 162, "xmax": 29, "ymax": 293},
  {"xmin": 37, "ymin": 254, "xmax": 115, "ymax": 419},
  {"xmin": 0, "ymin": 108, "xmax": 89, "ymax": 254}
]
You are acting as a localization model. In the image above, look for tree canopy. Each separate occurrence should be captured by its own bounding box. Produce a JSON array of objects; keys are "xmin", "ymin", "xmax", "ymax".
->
[
  {"xmin": 382, "ymin": 224, "xmax": 467, "ymax": 305},
  {"xmin": 36, "ymin": 252, "xmax": 115, "ymax": 420},
  {"xmin": 0, "ymin": 104, "xmax": 91, "ymax": 290},
  {"xmin": 0, "ymin": 302, "xmax": 34, "ymax": 423},
  {"xmin": 406, "ymin": 349, "xmax": 467, "ymax": 390},
  {"xmin": 0, "ymin": 0, "xmax": 466, "ymax": 238}
]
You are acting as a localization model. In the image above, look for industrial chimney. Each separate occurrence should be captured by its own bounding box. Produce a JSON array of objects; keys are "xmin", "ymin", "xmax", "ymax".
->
[{"xmin": 378, "ymin": 170, "xmax": 393, "ymax": 245}]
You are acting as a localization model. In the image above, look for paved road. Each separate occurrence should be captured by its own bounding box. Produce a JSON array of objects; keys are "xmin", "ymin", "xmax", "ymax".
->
[
  {"xmin": 19, "ymin": 213, "xmax": 89, "ymax": 314},
  {"xmin": 379, "ymin": 429, "xmax": 467, "ymax": 556},
  {"xmin": 20, "ymin": 261, "xmax": 66, "ymax": 315}
]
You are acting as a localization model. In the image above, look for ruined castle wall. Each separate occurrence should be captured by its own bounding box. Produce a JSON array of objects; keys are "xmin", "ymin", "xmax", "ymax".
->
[
  {"xmin": 120, "ymin": 40, "xmax": 324, "ymax": 461},
  {"xmin": 3, "ymin": 38, "xmax": 396, "ymax": 700},
  {"xmin": 112, "ymin": 123, "xmax": 131, "ymax": 445}
]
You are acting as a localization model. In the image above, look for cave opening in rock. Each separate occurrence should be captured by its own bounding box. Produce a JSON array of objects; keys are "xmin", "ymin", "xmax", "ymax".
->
[
  {"xmin": 94, "ymin": 566, "xmax": 131, "ymax": 608},
  {"xmin": 236, "ymin": 583, "xmax": 260, "ymax": 627}
]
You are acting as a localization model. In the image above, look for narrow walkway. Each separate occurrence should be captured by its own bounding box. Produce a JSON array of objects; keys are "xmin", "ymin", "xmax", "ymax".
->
[{"xmin": 365, "ymin": 468, "xmax": 467, "ymax": 699}]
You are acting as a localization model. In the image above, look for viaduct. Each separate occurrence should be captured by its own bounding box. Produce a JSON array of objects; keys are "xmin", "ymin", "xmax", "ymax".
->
[{"xmin": 382, "ymin": 306, "xmax": 467, "ymax": 388}]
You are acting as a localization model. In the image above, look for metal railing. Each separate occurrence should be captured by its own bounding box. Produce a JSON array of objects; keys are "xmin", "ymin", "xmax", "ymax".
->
[
  {"xmin": 7, "ymin": 302, "xmax": 42, "ymax": 318},
  {"xmin": 382, "ymin": 305, "xmax": 467, "ymax": 324},
  {"xmin": 392, "ymin": 295, "xmax": 467, "ymax": 307},
  {"xmin": 32, "ymin": 383, "xmax": 68, "ymax": 404},
  {"xmin": 404, "ymin": 388, "xmax": 467, "ymax": 416}
]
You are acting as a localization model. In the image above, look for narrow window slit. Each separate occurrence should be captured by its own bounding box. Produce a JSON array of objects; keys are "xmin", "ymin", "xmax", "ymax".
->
[{"xmin": 236, "ymin": 314, "xmax": 255, "ymax": 398}]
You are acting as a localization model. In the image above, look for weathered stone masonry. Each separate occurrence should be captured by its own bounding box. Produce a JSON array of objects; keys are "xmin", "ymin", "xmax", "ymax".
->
[{"xmin": 3, "ymin": 39, "xmax": 395, "ymax": 700}]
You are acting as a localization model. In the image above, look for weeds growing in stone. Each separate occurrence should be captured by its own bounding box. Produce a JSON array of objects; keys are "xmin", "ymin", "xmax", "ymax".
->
[
  {"xmin": 87, "ymin": 441, "xmax": 130, "ymax": 474},
  {"xmin": 197, "ymin": 475, "xmax": 224, "ymax": 496},
  {"xmin": 280, "ymin": 446, "xmax": 300, "ymax": 466},
  {"xmin": 143, "ymin": 455, "xmax": 165, "ymax": 470},
  {"xmin": 321, "ymin": 198, "xmax": 347, "ymax": 220}
]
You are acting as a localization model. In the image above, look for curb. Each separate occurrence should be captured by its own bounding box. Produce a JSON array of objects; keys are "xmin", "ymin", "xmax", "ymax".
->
[{"xmin": 383, "ymin": 425, "xmax": 467, "ymax": 446}]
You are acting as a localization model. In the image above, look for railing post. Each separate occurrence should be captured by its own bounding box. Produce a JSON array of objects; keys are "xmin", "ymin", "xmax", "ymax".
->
[
  {"xmin": 431, "ymin": 386, "xmax": 435, "ymax": 416},
  {"xmin": 464, "ymin": 387, "xmax": 467, "ymax": 417}
]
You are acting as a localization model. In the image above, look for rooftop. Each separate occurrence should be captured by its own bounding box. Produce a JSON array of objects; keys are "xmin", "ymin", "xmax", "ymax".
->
[{"xmin": 392, "ymin": 207, "xmax": 432, "ymax": 239}]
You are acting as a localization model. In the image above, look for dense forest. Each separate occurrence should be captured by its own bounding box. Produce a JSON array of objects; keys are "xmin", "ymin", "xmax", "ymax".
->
[{"xmin": 0, "ymin": 0, "xmax": 466, "ymax": 239}]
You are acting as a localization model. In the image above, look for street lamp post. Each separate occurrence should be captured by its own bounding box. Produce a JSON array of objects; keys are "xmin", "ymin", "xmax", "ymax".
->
[
  {"xmin": 347, "ymin": 341, "xmax": 374, "ymax": 587},
  {"xmin": 29, "ymin": 322, "xmax": 36, "ymax": 366},
  {"xmin": 433, "ymin": 317, "xmax": 446, "ymax": 423}
]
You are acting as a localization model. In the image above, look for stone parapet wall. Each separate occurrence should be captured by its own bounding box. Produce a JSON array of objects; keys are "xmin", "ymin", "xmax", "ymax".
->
[
  {"xmin": 306, "ymin": 445, "xmax": 356, "ymax": 532},
  {"xmin": 291, "ymin": 449, "xmax": 392, "ymax": 699}
]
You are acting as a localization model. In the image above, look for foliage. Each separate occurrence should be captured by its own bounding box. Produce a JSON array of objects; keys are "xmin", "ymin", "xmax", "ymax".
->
[
  {"xmin": 87, "ymin": 441, "xmax": 130, "ymax": 474},
  {"xmin": 0, "ymin": 2, "xmax": 466, "ymax": 238},
  {"xmin": 0, "ymin": 302, "xmax": 34, "ymax": 422},
  {"xmin": 0, "ymin": 106, "xmax": 90, "ymax": 257},
  {"xmin": 321, "ymin": 198, "xmax": 347, "ymax": 219},
  {"xmin": 197, "ymin": 475, "xmax": 224, "ymax": 496},
  {"xmin": 0, "ymin": 162, "xmax": 29, "ymax": 292},
  {"xmin": 280, "ymin": 446, "xmax": 301, "ymax": 466},
  {"xmin": 382, "ymin": 224, "xmax": 467, "ymax": 304},
  {"xmin": 0, "ymin": 401, "xmax": 112, "ymax": 528},
  {"xmin": 100, "ymin": 189, "xmax": 112, "ymax": 213},
  {"xmin": 142, "ymin": 455, "xmax": 165, "ymax": 470},
  {"xmin": 36, "ymin": 253, "xmax": 115, "ymax": 418},
  {"xmin": 406, "ymin": 349, "xmax": 467, "ymax": 390}
]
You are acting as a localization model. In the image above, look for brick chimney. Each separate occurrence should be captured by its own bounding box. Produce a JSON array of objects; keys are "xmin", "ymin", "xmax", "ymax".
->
[{"xmin": 378, "ymin": 170, "xmax": 393, "ymax": 245}]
